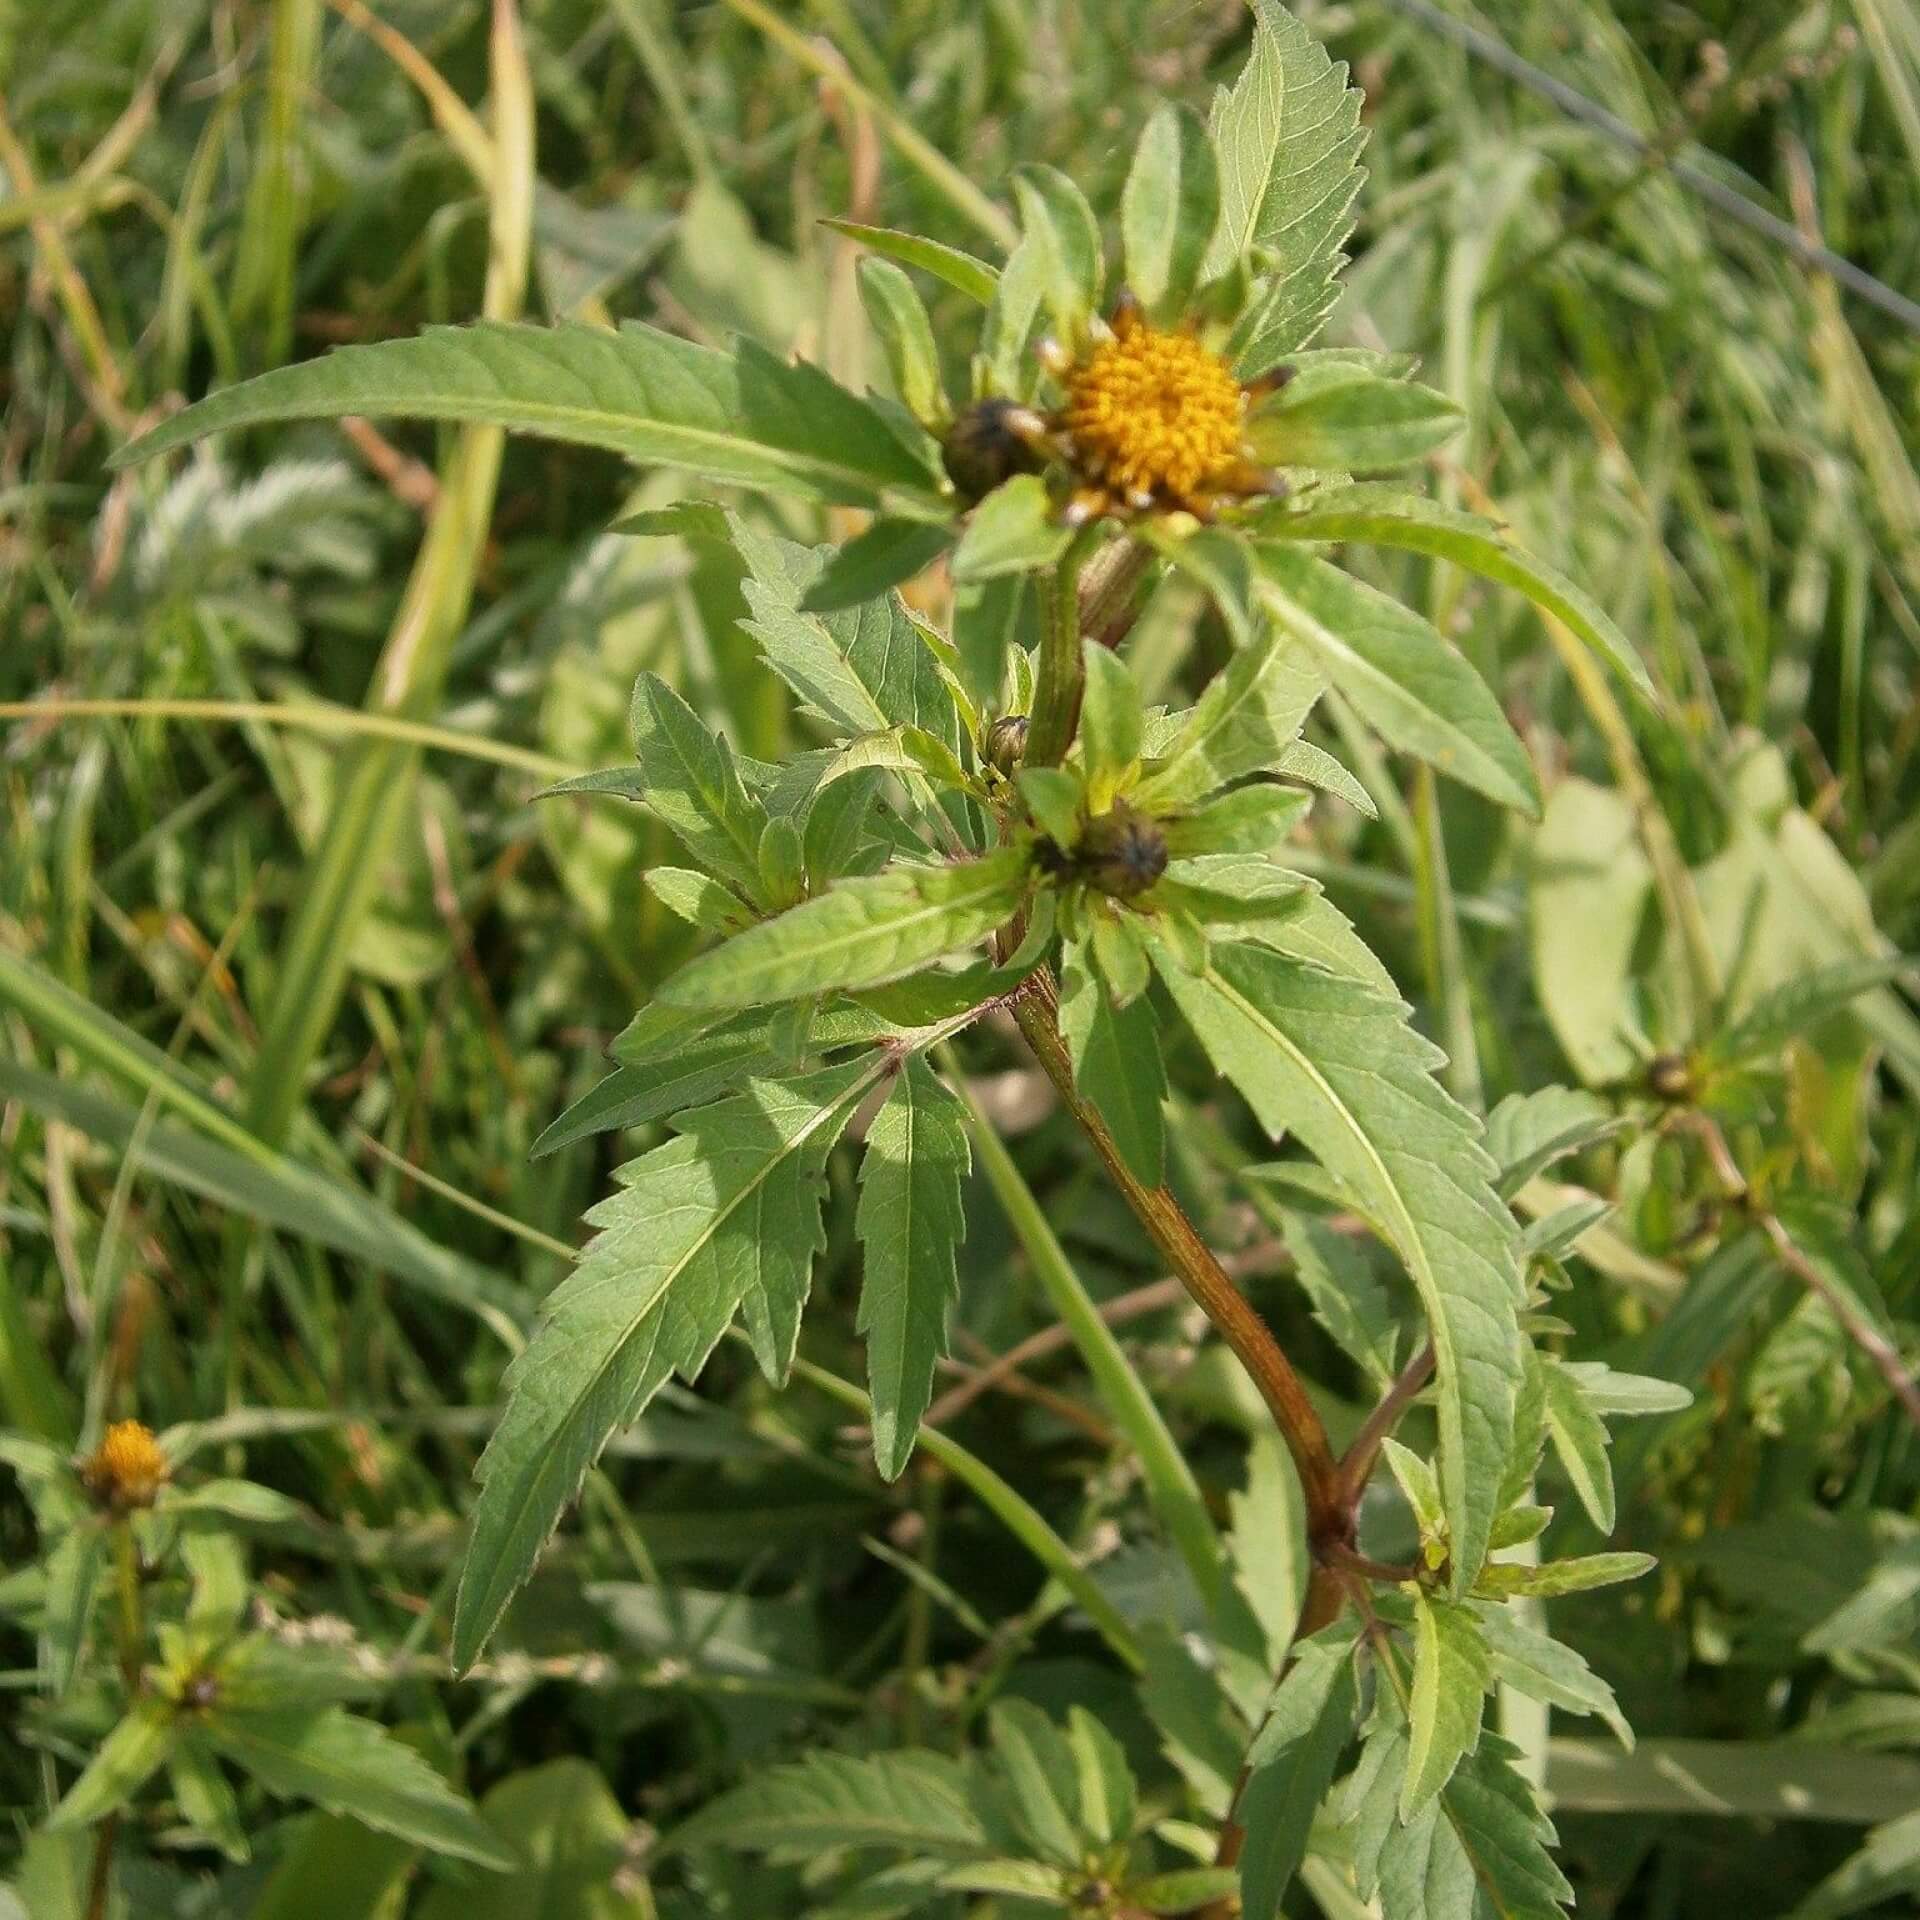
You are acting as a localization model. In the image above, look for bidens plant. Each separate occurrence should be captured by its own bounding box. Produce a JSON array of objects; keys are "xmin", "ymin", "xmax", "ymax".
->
[{"xmin": 114, "ymin": 4, "xmax": 1684, "ymax": 1913}]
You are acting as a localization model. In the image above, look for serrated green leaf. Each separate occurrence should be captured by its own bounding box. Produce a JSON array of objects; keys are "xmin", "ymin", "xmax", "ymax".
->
[
  {"xmin": 1477, "ymin": 1608, "xmax": 1632, "ymax": 1748},
  {"xmin": 989, "ymin": 1701, "xmax": 1085, "ymax": 1865},
  {"xmin": 856, "ymin": 1057, "xmax": 970, "ymax": 1480},
  {"xmin": 1541, "ymin": 1358, "xmax": 1615, "ymax": 1533},
  {"xmin": 1067, "ymin": 1705, "xmax": 1137, "ymax": 1847},
  {"xmin": 1485, "ymin": 1086, "xmax": 1622, "ymax": 1199},
  {"xmin": 1472, "ymin": 1552, "xmax": 1654, "ymax": 1600},
  {"xmin": 1156, "ymin": 943, "xmax": 1523, "ymax": 1588},
  {"xmin": 1707, "ymin": 956, "xmax": 1912, "ymax": 1070},
  {"xmin": 1274, "ymin": 737, "xmax": 1376, "ymax": 816},
  {"xmin": 952, "ymin": 475, "xmax": 1072, "ymax": 582},
  {"xmin": 1257, "ymin": 485, "xmax": 1653, "ymax": 698},
  {"xmin": 1558, "ymin": 1361, "xmax": 1692, "ymax": 1418},
  {"xmin": 455, "ymin": 1061, "xmax": 879, "ymax": 1664},
  {"xmin": 858, "ymin": 258, "xmax": 950, "ymax": 430},
  {"xmin": 1136, "ymin": 619, "xmax": 1324, "ymax": 810},
  {"xmin": 668, "ymin": 1747, "xmax": 988, "ymax": 1859},
  {"xmin": 1059, "ymin": 935, "xmax": 1166, "ymax": 1186},
  {"xmin": 1257, "ymin": 546, "xmax": 1539, "ymax": 815},
  {"xmin": 115, "ymin": 323, "xmax": 949, "ymax": 515},
  {"xmin": 1246, "ymin": 368, "xmax": 1463, "ymax": 470},
  {"xmin": 1161, "ymin": 783, "xmax": 1310, "ymax": 859},
  {"xmin": 203, "ymin": 1708, "xmax": 511, "ymax": 1867},
  {"xmin": 1382, "ymin": 1438, "xmax": 1445, "ymax": 1544},
  {"xmin": 1123, "ymin": 103, "xmax": 1221, "ymax": 318},
  {"xmin": 804, "ymin": 519, "xmax": 957, "ymax": 617},
  {"xmin": 661, "ymin": 850, "xmax": 1030, "ymax": 1010},
  {"xmin": 823, "ymin": 219, "xmax": 1000, "ymax": 305},
  {"xmin": 1209, "ymin": 2, "xmax": 1366, "ymax": 366},
  {"xmin": 1404, "ymin": 1593, "xmax": 1492, "ymax": 1819},
  {"xmin": 1277, "ymin": 1211, "xmax": 1398, "ymax": 1389},
  {"xmin": 47, "ymin": 1700, "xmax": 175, "ymax": 1830},
  {"xmin": 621, "ymin": 673, "xmax": 770, "ymax": 902}
]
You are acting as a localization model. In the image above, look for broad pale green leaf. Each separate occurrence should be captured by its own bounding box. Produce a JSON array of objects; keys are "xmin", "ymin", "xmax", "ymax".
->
[
  {"xmin": 1246, "ymin": 368, "xmax": 1463, "ymax": 470},
  {"xmin": 856, "ymin": 1056, "xmax": 971, "ymax": 1480},
  {"xmin": 115, "ymin": 323, "xmax": 950, "ymax": 515},
  {"xmin": 1278, "ymin": 1211, "xmax": 1398, "ymax": 1389},
  {"xmin": 1383, "ymin": 1438, "xmax": 1446, "ymax": 1544},
  {"xmin": 1059, "ymin": 936, "xmax": 1167, "ymax": 1186},
  {"xmin": 621, "ymin": 673, "xmax": 769, "ymax": 902},
  {"xmin": 1209, "ymin": 2, "xmax": 1366, "ymax": 366},
  {"xmin": 1258, "ymin": 546, "xmax": 1540, "ymax": 815},
  {"xmin": 171, "ymin": 1742, "xmax": 248, "ymax": 1862},
  {"xmin": 1157, "ymin": 943, "xmax": 1523, "ymax": 1587},
  {"xmin": 1134, "ymin": 1869, "xmax": 1242, "ymax": 1913},
  {"xmin": 641, "ymin": 865, "xmax": 753, "ymax": 934},
  {"xmin": 1238, "ymin": 1622, "xmax": 1361, "ymax": 1916},
  {"xmin": 204, "ymin": 1708, "xmax": 511, "ymax": 1867},
  {"xmin": 1541, "ymin": 1357, "xmax": 1615, "ymax": 1532},
  {"xmin": 47, "ymin": 1701, "xmax": 175, "ymax": 1830},
  {"xmin": 1135, "ymin": 619, "xmax": 1324, "ymax": 810},
  {"xmin": 1558, "ymin": 1360, "xmax": 1693, "ymax": 1418},
  {"xmin": 1404, "ymin": 1592, "xmax": 1492, "ymax": 1819},
  {"xmin": 455, "ymin": 1061, "xmax": 878, "ymax": 1665},
  {"xmin": 800, "ymin": 517, "xmax": 955, "ymax": 613},
  {"xmin": 1161, "ymin": 783, "xmax": 1310, "ymax": 859},
  {"xmin": 660, "ymin": 850, "xmax": 1031, "ymax": 1010},
  {"xmin": 1067, "ymin": 1705, "xmax": 1137, "ymax": 1846},
  {"xmin": 951, "ymin": 475, "xmax": 1073, "ymax": 582},
  {"xmin": 822, "ymin": 218, "xmax": 1000, "ymax": 304},
  {"xmin": 1256, "ymin": 485, "xmax": 1653, "ymax": 697},
  {"xmin": 982, "ymin": 227, "xmax": 1051, "ymax": 395},
  {"xmin": 417, "ymin": 1761, "xmax": 640, "ymax": 1920},
  {"xmin": 667, "ymin": 1748, "xmax": 988, "ymax": 1859},
  {"xmin": 1123, "ymin": 103, "xmax": 1221, "ymax": 317}
]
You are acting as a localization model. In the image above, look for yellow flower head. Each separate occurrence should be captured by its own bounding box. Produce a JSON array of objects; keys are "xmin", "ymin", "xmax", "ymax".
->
[
  {"xmin": 1061, "ymin": 310, "xmax": 1245, "ymax": 502},
  {"xmin": 82, "ymin": 1419, "xmax": 169, "ymax": 1510},
  {"xmin": 1032, "ymin": 295, "xmax": 1289, "ymax": 524}
]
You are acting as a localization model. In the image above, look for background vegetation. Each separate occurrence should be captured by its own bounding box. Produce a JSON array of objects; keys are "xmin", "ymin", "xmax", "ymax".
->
[{"xmin": 3, "ymin": 0, "xmax": 1918, "ymax": 1914}]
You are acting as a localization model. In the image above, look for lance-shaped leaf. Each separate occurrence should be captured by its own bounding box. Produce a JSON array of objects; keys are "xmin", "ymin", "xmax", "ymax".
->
[
  {"xmin": 454, "ymin": 1060, "xmax": 879, "ymax": 1665},
  {"xmin": 1123, "ymin": 102, "xmax": 1221, "ymax": 318},
  {"xmin": 200, "ymin": 1708, "xmax": 512, "ymax": 1867},
  {"xmin": 660, "ymin": 849, "xmax": 1032, "ymax": 1010},
  {"xmin": 1404, "ymin": 1592, "xmax": 1492, "ymax": 1819},
  {"xmin": 856, "ymin": 1056, "xmax": 972, "ymax": 1480},
  {"xmin": 1135, "ymin": 619, "xmax": 1324, "ymax": 811},
  {"xmin": 1245, "ymin": 367, "xmax": 1463, "ymax": 470},
  {"xmin": 113, "ymin": 323, "xmax": 951, "ymax": 515},
  {"xmin": 1255, "ymin": 485, "xmax": 1653, "ymax": 698},
  {"xmin": 822, "ymin": 219, "xmax": 1000, "ymax": 305},
  {"xmin": 1208, "ymin": 1, "xmax": 1367, "ymax": 369},
  {"xmin": 1156, "ymin": 942, "xmax": 1523, "ymax": 1587},
  {"xmin": 47, "ymin": 1700, "xmax": 176, "ymax": 1830},
  {"xmin": 1059, "ymin": 935, "xmax": 1167, "ymax": 1186},
  {"xmin": 1257, "ymin": 544, "xmax": 1540, "ymax": 815}
]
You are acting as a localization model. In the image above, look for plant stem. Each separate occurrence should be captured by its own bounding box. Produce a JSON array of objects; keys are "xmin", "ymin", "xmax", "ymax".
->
[
  {"xmin": 88, "ymin": 1521, "xmax": 147, "ymax": 1920},
  {"xmin": 1024, "ymin": 528, "xmax": 1105, "ymax": 769},
  {"xmin": 1338, "ymin": 1343, "xmax": 1437, "ymax": 1507},
  {"xmin": 1008, "ymin": 976, "xmax": 1344, "ymax": 1543}
]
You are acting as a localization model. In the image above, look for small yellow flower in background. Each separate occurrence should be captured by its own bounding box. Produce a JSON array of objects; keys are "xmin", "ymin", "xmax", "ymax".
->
[{"xmin": 82, "ymin": 1420, "xmax": 170, "ymax": 1511}]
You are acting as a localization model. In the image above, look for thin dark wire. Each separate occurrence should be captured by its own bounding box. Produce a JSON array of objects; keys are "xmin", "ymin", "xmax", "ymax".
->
[{"xmin": 1378, "ymin": 0, "xmax": 1920, "ymax": 336}]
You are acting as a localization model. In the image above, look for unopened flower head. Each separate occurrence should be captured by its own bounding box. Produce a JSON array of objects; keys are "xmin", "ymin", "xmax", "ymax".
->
[{"xmin": 82, "ymin": 1419, "xmax": 169, "ymax": 1510}]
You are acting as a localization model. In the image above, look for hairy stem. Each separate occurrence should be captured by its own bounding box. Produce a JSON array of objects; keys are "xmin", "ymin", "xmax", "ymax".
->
[{"xmin": 1338, "ymin": 1342, "xmax": 1437, "ymax": 1507}]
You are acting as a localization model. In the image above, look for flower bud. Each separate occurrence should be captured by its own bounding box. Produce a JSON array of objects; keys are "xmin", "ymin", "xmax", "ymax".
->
[
  {"xmin": 984, "ymin": 714, "xmax": 1029, "ymax": 776},
  {"xmin": 1077, "ymin": 802, "xmax": 1167, "ymax": 900},
  {"xmin": 82, "ymin": 1419, "xmax": 169, "ymax": 1511},
  {"xmin": 942, "ymin": 399, "xmax": 1048, "ymax": 505}
]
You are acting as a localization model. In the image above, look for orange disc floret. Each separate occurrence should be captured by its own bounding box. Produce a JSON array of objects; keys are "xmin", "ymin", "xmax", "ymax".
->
[
  {"xmin": 82, "ymin": 1419, "xmax": 169, "ymax": 1510},
  {"xmin": 1059, "ymin": 310, "xmax": 1246, "ymax": 506}
]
